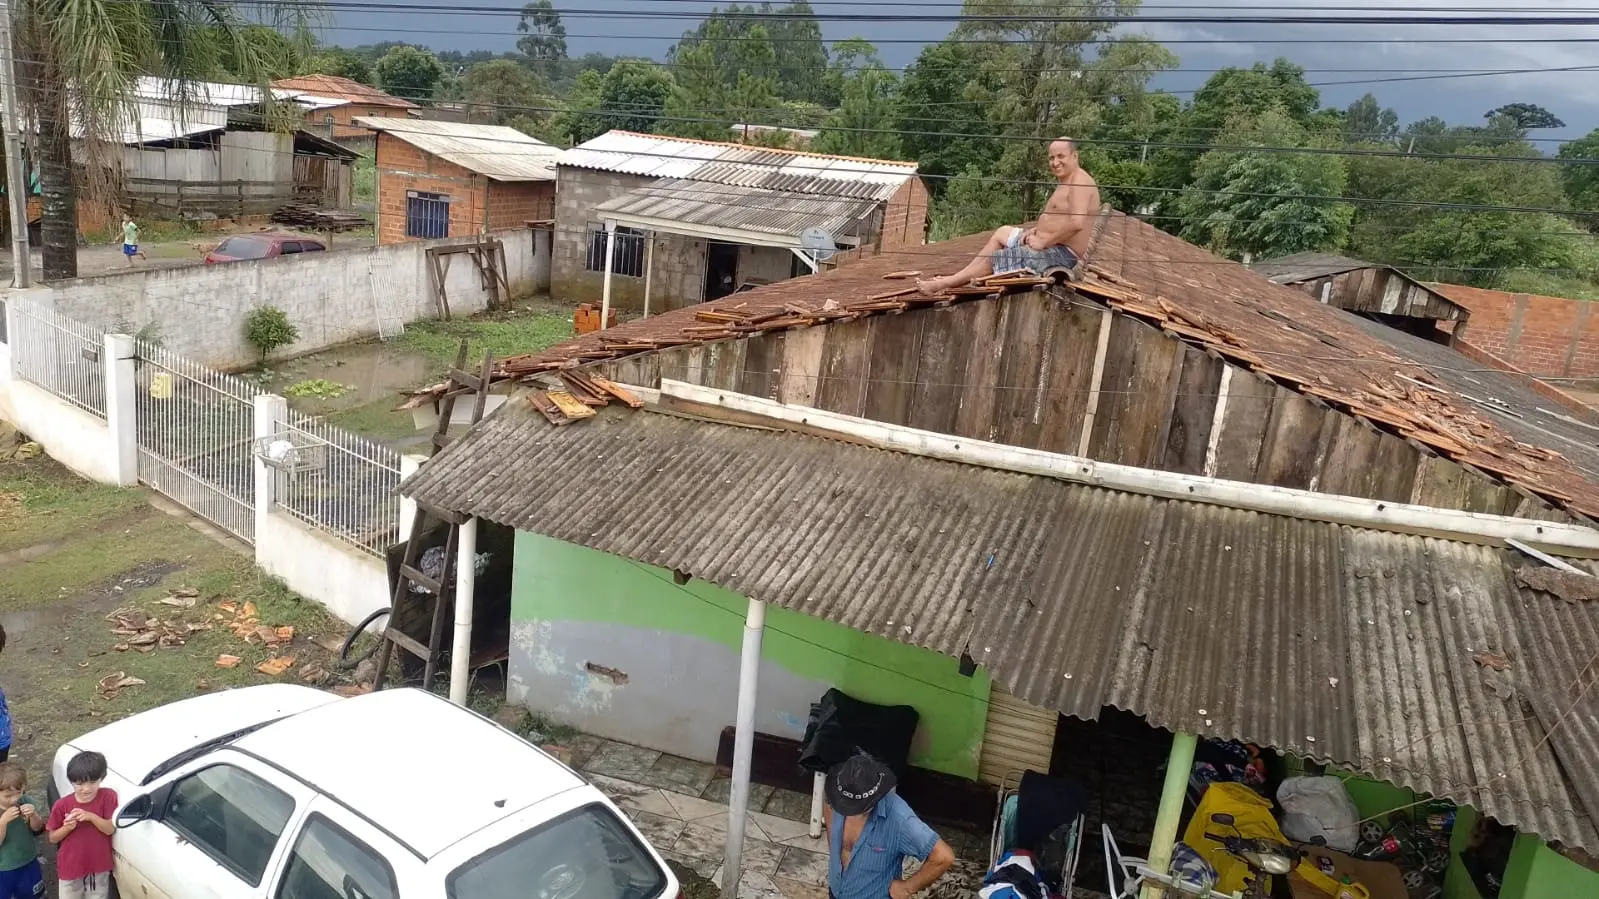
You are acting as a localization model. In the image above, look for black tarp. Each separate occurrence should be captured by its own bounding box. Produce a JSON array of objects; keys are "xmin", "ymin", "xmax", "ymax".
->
[{"xmin": 798, "ymin": 687, "xmax": 920, "ymax": 780}]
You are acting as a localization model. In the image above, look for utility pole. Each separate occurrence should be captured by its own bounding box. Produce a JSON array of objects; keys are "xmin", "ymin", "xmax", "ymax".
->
[{"xmin": 0, "ymin": 0, "xmax": 30, "ymax": 287}]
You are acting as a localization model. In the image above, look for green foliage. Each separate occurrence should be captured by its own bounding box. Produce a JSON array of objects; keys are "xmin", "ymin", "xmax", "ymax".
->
[
  {"xmin": 1177, "ymin": 106, "xmax": 1353, "ymax": 260},
  {"xmin": 669, "ymin": 3, "xmax": 828, "ymax": 105},
  {"xmin": 373, "ymin": 45, "xmax": 445, "ymax": 104},
  {"xmin": 812, "ymin": 64, "xmax": 901, "ymax": 159},
  {"xmin": 304, "ymin": 49, "xmax": 373, "ymax": 85},
  {"xmin": 931, "ymin": 166, "xmax": 1024, "ymax": 241},
  {"xmin": 244, "ymin": 307, "xmax": 299, "ymax": 360},
  {"xmin": 1558, "ymin": 128, "xmax": 1599, "ymax": 225},
  {"xmin": 283, "ymin": 379, "xmax": 353, "ymax": 399},
  {"xmin": 552, "ymin": 60, "xmax": 674, "ymax": 144},
  {"xmin": 461, "ymin": 59, "xmax": 546, "ymax": 125},
  {"xmin": 1343, "ymin": 94, "xmax": 1398, "ymax": 145},
  {"xmin": 1485, "ymin": 102, "xmax": 1565, "ymax": 131},
  {"xmin": 516, "ymin": 0, "xmax": 567, "ymax": 79},
  {"xmin": 894, "ymin": 41, "xmax": 1001, "ymax": 196}
]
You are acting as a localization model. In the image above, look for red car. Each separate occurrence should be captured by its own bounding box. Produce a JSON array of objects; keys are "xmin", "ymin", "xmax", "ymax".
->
[{"xmin": 204, "ymin": 232, "xmax": 327, "ymax": 264}]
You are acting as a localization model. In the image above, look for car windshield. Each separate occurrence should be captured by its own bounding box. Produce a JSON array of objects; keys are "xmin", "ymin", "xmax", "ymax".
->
[
  {"xmin": 447, "ymin": 805, "xmax": 667, "ymax": 899},
  {"xmin": 214, "ymin": 237, "xmax": 271, "ymax": 259}
]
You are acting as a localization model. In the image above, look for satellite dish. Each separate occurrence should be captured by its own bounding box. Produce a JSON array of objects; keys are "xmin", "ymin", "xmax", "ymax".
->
[{"xmin": 799, "ymin": 227, "xmax": 836, "ymax": 262}]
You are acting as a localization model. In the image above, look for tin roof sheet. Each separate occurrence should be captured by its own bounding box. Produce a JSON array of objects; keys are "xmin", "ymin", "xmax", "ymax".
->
[
  {"xmin": 557, "ymin": 130, "xmax": 918, "ymax": 201},
  {"xmin": 1251, "ymin": 252, "xmax": 1376, "ymax": 284},
  {"xmin": 593, "ymin": 179, "xmax": 878, "ymax": 244},
  {"xmin": 356, "ymin": 117, "xmax": 559, "ymax": 181},
  {"xmin": 273, "ymin": 75, "xmax": 416, "ymax": 109},
  {"xmin": 402, "ymin": 402, "xmax": 1599, "ymax": 852}
]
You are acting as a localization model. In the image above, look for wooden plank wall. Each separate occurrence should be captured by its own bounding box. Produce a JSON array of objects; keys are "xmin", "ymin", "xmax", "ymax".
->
[
  {"xmin": 596, "ymin": 290, "xmax": 1569, "ymax": 523},
  {"xmin": 1289, "ymin": 269, "xmax": 1465, "ymax": 322}
]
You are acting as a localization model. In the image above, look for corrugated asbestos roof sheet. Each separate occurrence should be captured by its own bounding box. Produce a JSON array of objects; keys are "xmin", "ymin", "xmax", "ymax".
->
[
  {"xmin": 273, "ymin": 74, "xmax": 416, "ymax": 109},
  {"xmin": 402, "ymin": 403, "xmax": 1599, "ymax": 851},
  {"xmin": 557, "ymin": 130, "xmax": 918, "ymax": 201},
  {"xmin": 355, "ymin": 117, "xmax": 560, "ymax": 181},
  {"xmin": 593, "ymin": 179, "xmax": 879, "ymax": 243},
  {"xmin": 1251, "ymin": 252, "xmax": 1375, "ymax": 283}
]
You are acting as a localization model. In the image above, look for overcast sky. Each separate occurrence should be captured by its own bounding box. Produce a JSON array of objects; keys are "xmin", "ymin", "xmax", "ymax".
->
[{"xmin": 320, "ymin": 0, "xmax": 1599, "ymax": 145}]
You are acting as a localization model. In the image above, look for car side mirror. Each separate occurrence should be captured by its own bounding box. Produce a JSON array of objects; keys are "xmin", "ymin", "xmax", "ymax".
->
[{"xmin": 116, "ymin": 794, "xmax": 154, "ymax": 828}]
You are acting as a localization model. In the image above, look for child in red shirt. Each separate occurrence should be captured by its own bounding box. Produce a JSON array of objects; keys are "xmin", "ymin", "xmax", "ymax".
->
[{"xmin": 47, "ymin": 752, "xmax": 115, "ymax": 899}]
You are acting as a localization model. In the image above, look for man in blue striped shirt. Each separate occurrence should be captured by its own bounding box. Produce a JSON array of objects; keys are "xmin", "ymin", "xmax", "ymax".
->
[{"xmin": 825, "ymin": 753, "xmax": 956, "ymax": 899}]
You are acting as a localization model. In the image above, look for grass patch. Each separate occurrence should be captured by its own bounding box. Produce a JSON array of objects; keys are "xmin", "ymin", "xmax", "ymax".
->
[
  {"xmin": 397, "ymin": 304, "xmax": 575, "ymax": 370},
  {"xmin": 83, "ymin": 219, "xmax": 201, "ymax": 246},
  {"xmin": 323, "ymin": 396, "xmax": 422, "ymax": 442},
  {"xmin": 0, "ymin": 458, "xmax": 146, "ymax": 553}
]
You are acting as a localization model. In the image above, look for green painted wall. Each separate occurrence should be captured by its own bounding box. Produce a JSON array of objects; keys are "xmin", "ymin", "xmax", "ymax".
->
[
  {"xmin": 1443, "ymin": 805, "xmax": 1483, "ymax": 899},
  {"xmin": 511, "ymin": 531, "xmax": 991, "ymax": 778},
  {"xmin": 1502, "ymin": 833, "xmax": 1599, "ymax": 899}
]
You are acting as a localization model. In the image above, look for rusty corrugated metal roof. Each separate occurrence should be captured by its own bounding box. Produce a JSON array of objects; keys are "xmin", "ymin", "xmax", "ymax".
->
[
  {"xmin": 592, "ymin": 179, "xmax": 878, "ymax": 244},
  {"xmin": 402, "ymin": 402, "xmax": 1599, "ymax": 852},
  {"xmin": 557, "ymin": 130, "xmax": 918, "ymax": 201}
]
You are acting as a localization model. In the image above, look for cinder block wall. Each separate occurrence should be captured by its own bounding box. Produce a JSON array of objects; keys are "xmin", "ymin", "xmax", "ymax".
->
[
  {"xmin": 550, "ymin": 166, "xmax": 708, "ymax": 310},
  {"xmin": 1433, "ymin": 283, "xmax": 1599, "ymax": 379},
  {"xmin": 43, "ymin": 229, "xmax": 540, "ymax": 370}
]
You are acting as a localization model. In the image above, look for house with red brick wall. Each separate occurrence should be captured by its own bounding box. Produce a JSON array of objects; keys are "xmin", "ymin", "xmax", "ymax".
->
[
  {"xmin": 1427, "ymin": 282, "xmax": 1599, "ymax": 380},
  {"xmin": 274, "ymin": 75, "xmax": 416, "ymax": 149},
  {"xmin": 355, "ymin": 117, "xmax": 558, "ymax": 250}
]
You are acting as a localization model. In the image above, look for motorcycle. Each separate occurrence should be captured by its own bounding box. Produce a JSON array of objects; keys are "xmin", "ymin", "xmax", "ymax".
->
[{"xmin": 1205, "ymin": 814, "xmax": 1372, "ymax": 899}]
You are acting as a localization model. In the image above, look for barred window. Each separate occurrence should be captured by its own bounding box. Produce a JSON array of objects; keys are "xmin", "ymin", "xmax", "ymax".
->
[{"xmin": 585, "ymin": 226, "xmax": 645, "ymax": 277}]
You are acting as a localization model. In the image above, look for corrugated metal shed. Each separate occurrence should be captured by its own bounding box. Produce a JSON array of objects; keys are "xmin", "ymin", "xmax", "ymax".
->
[
  {"xmin": 593, "ymin": 179, "xmax": 878, "ymax": 245},
  {"xmin": 403, "ymin": 402, "xmax": 1599, "ymax": 853},
  {"xmin": 355, "ymin": 117, "xmax": 559, "ymax": 181},
  {"xmin": 557, "ymin": 130, "xmax": 918, "ymax": 201}
]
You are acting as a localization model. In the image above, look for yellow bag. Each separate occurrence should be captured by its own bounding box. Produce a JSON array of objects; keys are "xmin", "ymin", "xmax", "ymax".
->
[{"xmin": 1182, "ymin": 783, "xmax": 1288, "ymax": 895}]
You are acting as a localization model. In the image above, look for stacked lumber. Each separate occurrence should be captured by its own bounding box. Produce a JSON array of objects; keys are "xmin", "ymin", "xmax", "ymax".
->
[
  {"xmin": 525, "ymin": 371, "xmax": 645, "ymax": 425},
  {"xmin": 270, "ymin": 204, "xmax": 369, "ymax": 232}
]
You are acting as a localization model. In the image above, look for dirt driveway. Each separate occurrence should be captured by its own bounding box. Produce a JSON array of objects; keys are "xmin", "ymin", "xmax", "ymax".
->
[
  {"xmin": 0, "ymin": 450, "xmax": 368, "ymax": 799},
  {"xmin": 0, "ymin": 228, "xmax": 376, "ymax": 281}
]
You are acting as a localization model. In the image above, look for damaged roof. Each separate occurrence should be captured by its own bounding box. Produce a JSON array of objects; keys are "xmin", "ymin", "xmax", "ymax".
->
[
  {"xmin": 557, "ymin": 130, "xmax": 919, "ymax": 202},
  {"xmin": 1251, "ymin": 251, "xmax": 1385, "ymax": 284},
  {"xmin": 593, "ymin": 179, "xmax": 880, "ymax": 247},
  {"xmin": 402, "ymin": 400, "xmax": 1599, "ymax": 852}
]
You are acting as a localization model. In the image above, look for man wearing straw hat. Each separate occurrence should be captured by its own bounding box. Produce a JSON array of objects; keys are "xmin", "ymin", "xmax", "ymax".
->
[{"xmin": 824, "ymin": 752, "xmax": 956, "ymax": 899}]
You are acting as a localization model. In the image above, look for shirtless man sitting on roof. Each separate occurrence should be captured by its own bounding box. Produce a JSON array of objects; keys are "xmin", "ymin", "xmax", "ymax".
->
[{"xmin": 917, "ymin": 137, "xmax": 1100, "ymax": 295}]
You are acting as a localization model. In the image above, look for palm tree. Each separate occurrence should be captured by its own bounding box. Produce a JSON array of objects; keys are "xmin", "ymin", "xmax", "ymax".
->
[{"xmin": 14, "ymin": 1, "xmax": 312, "ymax": 280}]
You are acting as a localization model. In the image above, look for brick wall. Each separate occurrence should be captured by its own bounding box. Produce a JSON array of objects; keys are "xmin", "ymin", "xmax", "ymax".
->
[
  {"xmin": 40, "ymin": 229, "xmax": 541, "ymax": 370},
  {"xmin": 374, "ymin": 133, "xmax": 487, "ymax": 245},
  {"xmin": 303, "ymin": 104, "xmax": 409, "ymax": 140},
  {"xmin": 879, "ymin": 177, "xmax": 930, "ymax": 251},
  {"xmin": 485, "ymin": 180, "xmax": 555, "ymax": 231},
  {"xmin": 1431, "ymin": 283, "xmax": 1599, "ymax": 379}
]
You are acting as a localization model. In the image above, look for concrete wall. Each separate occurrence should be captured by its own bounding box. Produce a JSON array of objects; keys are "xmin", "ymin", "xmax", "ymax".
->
[
  {"xmin": 552, "ymin": 166, "xmax": 712, "ymax": 310},
  {"xmin": 737, "ymin": 244, "xmax": 798, "ymax": 287},
  {"xmin": 38, "ymin": 228, "xmax": 539, "ymax": 371},
  {"xmin": 256, "ymin": 511, "xmax": 388, "ymax": 626},
  {"xmin": 1432, "ymin": 282, "xmax": 1599, "ymax": 378},
  {"xmin": 508, "ymin": 531, "xmax": 991, "ymax": 778},
  {"xmin": 0, "ymin": 379, "xmax": 118, "ymax": 484}
]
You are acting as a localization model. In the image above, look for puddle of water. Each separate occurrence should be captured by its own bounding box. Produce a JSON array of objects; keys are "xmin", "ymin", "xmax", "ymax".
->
[{"xmin": 264, "ymin": 343, "xmax": 436, "ymax": 412}]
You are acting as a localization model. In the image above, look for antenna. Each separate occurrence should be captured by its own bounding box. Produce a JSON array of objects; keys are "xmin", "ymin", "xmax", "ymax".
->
[{"xmin": 798, "ymin": 227, "xmax": 836, "ymax": 263}]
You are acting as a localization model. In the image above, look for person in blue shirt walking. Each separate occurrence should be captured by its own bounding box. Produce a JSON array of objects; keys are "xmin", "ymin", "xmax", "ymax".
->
[
  {"xmin": 824, "ymin": 753, "xmax": 955, "ymax": 899},
  {"xmin": 0, "ymin": 624, "xmax": 10, "ymax": 763}
]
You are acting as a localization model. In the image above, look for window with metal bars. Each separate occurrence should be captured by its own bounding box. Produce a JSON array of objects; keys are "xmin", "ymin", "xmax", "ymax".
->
[
  {"xmin": 585, "ymin": 225, "xmax": 645, "ymax": 277},
  {"xmin": 406, "ymin": 192, "xmax": 450, "ymax": 240}
]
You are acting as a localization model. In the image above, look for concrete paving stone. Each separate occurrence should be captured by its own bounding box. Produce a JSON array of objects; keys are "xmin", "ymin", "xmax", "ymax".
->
[
  {"xmin": 666, "ymin": 791, "xmax": 735, "ymax": 823},
  {"xmin": 762, "ymin": 788, "xmax": 814, "ymax": 823},
  {"xmin": 635, "ymin": 753, "xmax": 718, "ymax": 796},
  {"xmin": 613, "ymin": 785, "xmax": 681, "ymax": 819},
  {"xmin": 628, "ymin": 809, "xmax": 688, "ymax": 847},
  {"xmin": 773, "ymin": 846, "xmax": 829, "ymax": 886},
  {"xmin": 662, "ymin": 849, "xmax": 721, "ymax": 880},
  {"xmin": 778, "ymin": 832, "xmax": 828, "ymax": 856},
  {"xmin": 751, "ymin": 811, "xmax": 813, "ymax": 844},
  {"xmin": 565, "ymin": 733, "xmax": 605, "ymax": 769},
  {"xmin": 583, "ymin": 772, "xmax": 663, "ymax": 805},
  {"xmin": 585, "ymin": 740, "xmax": 663, "ymax": 780},
  {"xmin": 706, "ymin": 839, "xmax": 786, "ymax": 876},
  {"xmin": 703, "ymin": 776, "xmax": 774, "ymax": 809},
  {"xmin": 771, "ymin": 875, "xmax": 829, "ymax": 899},
  {"xmin": 712, "ymin": 869, "xmax": 787, "ymax": 899}
]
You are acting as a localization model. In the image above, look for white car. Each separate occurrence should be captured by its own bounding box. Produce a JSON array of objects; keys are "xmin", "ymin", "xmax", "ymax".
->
[{"xmin": 47, "ymin": 685, "xmax": 680, "ymax": 899}]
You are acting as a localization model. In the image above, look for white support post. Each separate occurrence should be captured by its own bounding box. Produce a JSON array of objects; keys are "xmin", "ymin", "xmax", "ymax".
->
[
  {"xmin": 102, "ymin": 334, "xmax": 137, "ymax": 487},
  {"xmin": 252, "ymin": 394, "xmax": 288, "ymax": 554},
  {"xmin": 599, "ymin": 219, "xmax": 617, "ymax": 331},
  {"xmin": 722, "ymin": 597, "xmax": 766, "ymax": 899},
  {"xmin": 397, "ymin": 453, "xmax": 426, "ymax": 541},
  {"xmin": 449, "ymin": 516, "xmax": 479, "ymax": 706},
  {"xmin": 808, "ymin": 771, "xmax": 825, "ymax": 839},
  {"xmin": 642, "ymin": 232, "xmax": 655, "ymax": 319}
]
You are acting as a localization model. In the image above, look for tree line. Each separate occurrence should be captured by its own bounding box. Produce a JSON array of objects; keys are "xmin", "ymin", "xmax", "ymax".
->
[{"xmin": 21, "ymin": 0, "xmax": 1599, "ymax": 298}]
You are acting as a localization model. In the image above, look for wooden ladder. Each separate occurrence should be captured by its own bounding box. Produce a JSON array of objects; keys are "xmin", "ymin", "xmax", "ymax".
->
[{"xmin": 370, "ymin": 342, "xmax": 494, "ymax": 691}]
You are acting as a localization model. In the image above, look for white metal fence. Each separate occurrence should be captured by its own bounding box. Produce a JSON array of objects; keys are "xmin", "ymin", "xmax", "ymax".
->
[
  {"xmin": 5, "ymin": 298, "xmax": 408, "ymax": 559},
  {"xmin": 8, "ymin": 299, "xmax": 108, "ymax": 418},
  {"xmin": 269, "ymin": 413, "xmax": 403, "ymax": 557},
  {"xmin": 133, "ymin": 339, "xmax": 259, "ymax": 542}
]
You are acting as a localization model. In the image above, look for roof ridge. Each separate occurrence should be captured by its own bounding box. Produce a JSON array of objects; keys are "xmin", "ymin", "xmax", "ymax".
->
[{"xmin": 606, "ymin": 129, "xmax": 918, "ymax": 169}]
